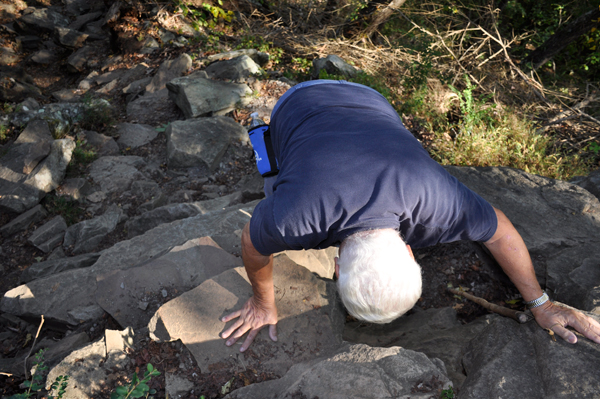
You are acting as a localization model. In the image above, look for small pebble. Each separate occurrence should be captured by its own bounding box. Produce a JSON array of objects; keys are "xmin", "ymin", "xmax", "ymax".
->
[{"xmin": 161, "ymin": 289, "xmax": 168, "ymax": 298}]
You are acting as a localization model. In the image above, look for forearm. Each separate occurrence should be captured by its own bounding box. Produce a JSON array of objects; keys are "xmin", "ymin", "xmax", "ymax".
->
[
  {"xmin": 241, "ymin": 222, "xmax": 275, "ymax": 303},
  {"xmin": 483, "ymin": 208, "xmax": 543, "ymax": 302}
]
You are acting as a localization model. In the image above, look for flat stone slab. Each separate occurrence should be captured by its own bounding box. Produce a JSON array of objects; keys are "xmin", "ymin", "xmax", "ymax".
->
[
  {"xmin": 460, "ymin": 309, "xmax": 600, "ymax": 399},
  {"xmin": 96, "ymin": 237, "xmax": 242, "ymax": 329},
  {"xmin": 225, "ymin": 343, "xmax": 451, "ymax": 399},
  {"xmin": 149, "ymin": 254, "xmax": 345, "ymax": 376}
]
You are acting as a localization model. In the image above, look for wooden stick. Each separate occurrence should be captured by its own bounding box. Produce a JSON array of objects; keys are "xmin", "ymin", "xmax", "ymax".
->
[
  {"xmin": 23, "ymin": 315, "xmax": 45, "ymax": 379},
  {"xmin": 448, "ymin": 288, "xmax": 530, "ymax": 323}
]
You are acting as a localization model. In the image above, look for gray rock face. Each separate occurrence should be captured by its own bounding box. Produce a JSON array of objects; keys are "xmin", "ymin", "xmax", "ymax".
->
[
  {"xmin": 96, "ymin": 237, "xmax": 242, "ymax": 329},
  {"xmin": 344, "ymin": 307, "xmax": 491, "ymax": 387},
  {"xmin": 1, "ymin": 137, "xmax": 75, "ymax": 213},
  {"xmin": 148, "ymin": 254, "xmax": 345, "ymax": 376},
  {"xmin": 28, "ymin": 215, "xmax": 67, "ymax": 253},
  {"xmin": 88, "ymin": 156, "xmax": 146, "ymax": 195},
  {"xmin": 126, "ymin": 88, "xmax": 178, "ymax": 125},
  {"xmin": 205, "ymin": 55, "xmax": 261, "ymax": 82},
  {"xmin": 225, "ymin": 343, "xmax": 451, "ymax": 399},
  {"xmin": 166, "ymin": 116, "xmax": 248, "ymax": 169},
  {"xmin": 124, "ymin": 192, "xmax": 243, "ymax": 238},
  {"xmin": 166, "ymin": 72, "xmax": 252, "ymax": 118},
  {"xmin": 78, "ymin": 130, "xmax": 119, "ymax": 156},
  {"xmin": 63, "ymin": 204, "xmax": 123, "ymax": 254},
  {"xmin": 17, "ymin": 7, "xmax": 69, "ymax": 33},
  {"xmin": 1, "ymin": 204, "xmax": 255, "ymax": 325},
  {"xmin": 146, "ymin": 53, "xmax": 192, "ymax": 93},
  {"xmin": 55, "ymin": 26, "xmax": 88, "ymax": 48},
  {"xmin": 21, "ymin": 252, "xmax": 100, "ymax": 283},
  {"xmin": 572, "ymin": 168, "xmax": 600, "ymax": 201},
  {"xmin": 312, "ymin": 54, "xmax": 358, "ymax": 79},
  {"xmin": 446, "ymin": 166, "xmax": 600, "ymax": 311},
  {"xmin": 67, "ymin": 45, "xmax": 94, "ymax": 72},
  {"xmin": 461, "ymin": 311, "xmax": 600, "ymax": 399},
  {"xmin": 115, "ymin": 123, "xmax": 158, "ymax": 150},
  {"xmin": 205, "ymin": 49, "xmax": 270, "ymax": 67},
  {"xmin": 0, "ymin": 204, "xmax": 47, "ymax": 237}
]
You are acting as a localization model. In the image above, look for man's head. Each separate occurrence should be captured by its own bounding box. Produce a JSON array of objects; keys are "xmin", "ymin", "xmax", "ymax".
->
[{"xmin": 334, "ymin": 229, "xmax": 422, "ymax": 324}]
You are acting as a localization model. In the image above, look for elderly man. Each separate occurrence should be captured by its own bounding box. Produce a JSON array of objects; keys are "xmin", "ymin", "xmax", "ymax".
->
[{"xmin": 221, "ymin": 80, "xmax": 600, "ymax": 352}]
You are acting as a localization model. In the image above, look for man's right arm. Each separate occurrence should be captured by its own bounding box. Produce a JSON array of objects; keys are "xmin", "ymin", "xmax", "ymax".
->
[{"xmin": 220, "ymin": 222, "xmax": 278, "ymax": 352}]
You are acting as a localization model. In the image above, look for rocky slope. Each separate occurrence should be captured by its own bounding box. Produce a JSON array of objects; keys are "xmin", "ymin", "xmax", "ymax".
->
[{"xmin": 1, "ymin": 1, "xmax": 600, "ymax": 398}]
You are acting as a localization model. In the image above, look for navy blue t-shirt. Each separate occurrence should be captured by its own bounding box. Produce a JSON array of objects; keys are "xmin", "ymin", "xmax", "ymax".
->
[{"xmin": 250, "ymin": 82, "xmax": 497, "ymax": 255}]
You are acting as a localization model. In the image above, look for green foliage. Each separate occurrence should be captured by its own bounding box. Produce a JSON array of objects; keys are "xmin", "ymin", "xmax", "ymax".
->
[
  {"xmin": 236, "ymin": 36, "xmax": 284, "ymax": 65},
  {"xmin": 283, "ymin": 57, "xmax": 313, "ymax": 81},
  {"xmin": 79, "ymin": 95, "xmax": 115, "ymax": 133},
  {"xmin": 42, "ymin": 194, "xmax": 84, "ymax": 226},
  {"xmin": 111, "ymin": 363, "xmax": 160, "ymax": 399},
  {"xmin": 2, "ymin": 102, "xmax": 14, "ymax": 113},
  {"xmin": 173, "ymin": 0, "xmax": 234, "ymax": 30},
  {"xmin": 0, "ymin": 123, "xmax": 9, "ymax": 142},
  {"xmin": 71, "ymin": 139, "xmax": 98, "ymax": 167},
  {"xmin": 8, "ymin": 349, "xmax": 69, "ymax": 399},
  {"xmin": 317, "ymin": 70, "xmax": 395, "ymax": 103},
  {"xmin": 588, "ymin": 141, "xmax": 600, "ymax": 154},
  {"xmin": 449, "ymin": 76, "xmax": 497, "ymax": 133},
  {"xmin": 440, "ymin": 386, "xmax": 455, "ymax": 399}
]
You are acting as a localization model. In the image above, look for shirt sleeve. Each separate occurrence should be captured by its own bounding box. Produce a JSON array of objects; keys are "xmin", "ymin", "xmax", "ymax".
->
[
  {"xmin": 438, "ymin": 182, "xmax": 498, "ymax": 244},
  {"xmin": 249, "ymin": 198, "xmax": 293, "ymax": 255}
]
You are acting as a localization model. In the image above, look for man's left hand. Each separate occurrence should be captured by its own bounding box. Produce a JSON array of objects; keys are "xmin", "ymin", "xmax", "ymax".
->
[{"xmin": 532, "ymin": 301, "xmax": 600, "ymax": 344}]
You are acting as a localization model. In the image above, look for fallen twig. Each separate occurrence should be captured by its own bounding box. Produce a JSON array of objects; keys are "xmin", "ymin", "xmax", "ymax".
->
[
  {"xmin": 23, "ymin": 315, "xmax": 45, "ymax": 379},
  {"xmin": 448, "ymin": 288, "xmax": 530, "ymax": 323}
]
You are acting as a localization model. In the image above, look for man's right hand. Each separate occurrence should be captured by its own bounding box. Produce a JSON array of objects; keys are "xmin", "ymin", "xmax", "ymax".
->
[{"xmin": 221, "ymin": 295, "xmax": 278, "ymax": 352}]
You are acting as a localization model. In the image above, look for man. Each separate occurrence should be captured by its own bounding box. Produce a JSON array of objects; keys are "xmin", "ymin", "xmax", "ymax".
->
[{"xmin": 221, "ymin": 80, "xmax": 600, "ymax": 352}]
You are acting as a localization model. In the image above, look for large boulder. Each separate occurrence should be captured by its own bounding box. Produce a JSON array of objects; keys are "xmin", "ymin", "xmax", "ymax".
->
[
  {"xmin": 88, "ymin": 156, "xmax": 147, "ymax": 196},
  {"xmin": 205, "ymin": 55, "xmax": 261, "ymax": 82},
  {"xmin": 145, "ymin": 53, "xmax": 192, "ymax": 93},
  {"xmin": 148, "ymin": 254, "xmax": 345, "ymax": 376},
  {"xmin": 225, "ymin": 343, "xmax": 452, "ymax": 399},
  {"xmin": 460, "ymin": 311, "xmax": 600, "ymax": 399},
  {"xmin": 446, "ymin": 166, "xmax": 600, "ymax": 311},
  {"xmin": 166, "ymin": 116, "xmax": 248, "ymax": 170},
  {"xmin": 166, "ymin": 72, "xmax": 252, "ymax": 118}
]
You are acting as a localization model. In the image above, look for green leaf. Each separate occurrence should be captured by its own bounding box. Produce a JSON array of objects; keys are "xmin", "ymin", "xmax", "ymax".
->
[
  {"xmin": 130, "ymin": 386, "xmax": 146, "ymax": 398},
  {"xmin": 147, "ymin": 363, "xmax": 154, "ymax": 373},
  {"xmin": 115, "ymin": 386, "xmax": 129, "ymax": 396},
  {"xmin": 149, "ymin": 389, "xmax": 157, "ymax": 394},
  {"xmin": 110, "ymin": 391, "xmax": 123, "ymax": 399}
]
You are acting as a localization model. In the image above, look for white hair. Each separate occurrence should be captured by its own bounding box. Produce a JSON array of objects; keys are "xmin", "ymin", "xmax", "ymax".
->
[{"xmin": 336, "ymin": 229, "xmax": 422, "ymax": 324}]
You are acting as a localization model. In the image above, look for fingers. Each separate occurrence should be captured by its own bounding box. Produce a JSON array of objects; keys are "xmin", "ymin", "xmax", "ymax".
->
[
  {"xmin": 551, "ymin": 324, "xmax": 577, "ymax": 344},
  {"xmin": 221, "ymin": 317, "xmax": 244, "ymax": 341},
  {"xmin": 240, "ymin": 329, "xmax": 260, "ymax": 352},
  {"xmin": 221, "ymin": 310, "xmax": 241, "ymax": 323},
  {"xmin": 269, "ymin": 324, "xmax": 278, "ymax": 342},
  {"xmin": 568, "ymin": 313, "xmax": 600, "ymax": 344}
]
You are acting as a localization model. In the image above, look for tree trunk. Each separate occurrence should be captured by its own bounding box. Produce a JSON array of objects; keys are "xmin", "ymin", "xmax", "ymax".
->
[
  {"xmin": 526, "ymin": 6, "xmax": 600, "ymax": 70},
  {"xmin": 361, "ymin": 0, "xmax": 408, "ymax": 38}
]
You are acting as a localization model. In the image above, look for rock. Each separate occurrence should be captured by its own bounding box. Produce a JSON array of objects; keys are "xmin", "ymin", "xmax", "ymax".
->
[
  {"xmin": 2, "ymin": 203, "xmax": 256, "ymax": 325},
  {"xmin": 55, "ymin": 27, "xmax": 88, "ymax": 48},
  {"xmin": 312, "ymin": 54, "xmax": 358, "ymax": 79},
  {"xmin": 88, "ymin": 156, "xmax": 147, "ymax": 195},
  {"xmin": 116, "ymin": 123, "xmax": 158, "ymax": 150},
  {"xmin": 68, "ymin": 11, "xmax": 103, "ymax": 31},
  {"xmin": 166, "ymin": 116, "xmax": 248, "ymax": 169},
  {"xmin": 146, "ymin": 53, "xmax": 192, "ymax": 94},
  {"xmin": 0, "ymin": 204, "xmax": 48, "ymax": 237},
  {"xmin": 166, "ymin": 72, "xmax": 252, "ymax": 118},
  {"xmin": 31, "ymin": 332, "xmax": 90, "ymax": 370},
  {"xmin": 446, "ymin": 166, "xmax": 600, "ymax": 311},
  {"xmin": 0, "ymin": 76, "xmax": 42, "ymax": 102},
  {"xmin": 282, "ymin": 247, "xmax": 337, "ymax": 279},
  {"xmin": 572, "ymin": 168, "xmax": 600, "ymax": 201},
  {"xmin": 123, "ymin": 76, "xmax": 151, "ymax": 95},
  {"xmin": 31, "ymin": 49, "xmax": 57, "ymax": 64},
  {"xmin": 16, "ymin": 35, "xmax": 41, "ymax": 50},
  {"xmin": 78, "ymin": 130, "xmax": 119, "ymax": 156},
  {"xmin": 63, "ymin": 204, "xmax": 123, "ymax": 254},
  {"xmin": 10, "ymin": 119, "xmax": 54, "ymax": 174},
  {"xmin": 149, "ymin": 254, "xmax": 345, "ymax": 376},
  {"xmin": 67, "ymin": 45, "xmax": 94, "ymax": 72},
  {"xmin": 59, "ymin": 177, "xmax": 91, "ymax": 200},
  {"xmin": 139, "ymin": 36, "xmax": 160, "ymax": 54},
  {"xmin": 126, "ymin": 88, "xmax": 179, "ymax": 125},
  {"xmin": 124, "ymin": 192, "xmax": 243, "ymax": 238},
  {"xmin": 16, "ymin": 7, "xmax": 69, "ymax": 34},
  {"xmin": 343, "ymin": 307, "xmax": 491, "ymax": 387},
  {"xmin": 205, "ymin": 55, "xmax": 261, "ymax": 82},
  {"xmin": 165, "ymin": 373, "xmax": 194, "ymax": 398},
  {"xmin": 45, "ymin": 334, "xmax": 128, "ymax": 399},
  {"xmin": 96, "ymin": 237, "xmax": 242, "ymax": 329},
  {"xmin": 21, "ymin": 252, "xmax": 100, "ymax": 283},
  {"xmin": 28, "ymin": 215, "xmax": 67, "ymax": 253},
  {"xmin": 225, "ymin": 343, "xmax": 451, "ymax": 399},
  {"xmin": 105, "ymin": 327, "xmax": 134, "ymax": 354},
  {"xmin": 0, "ymin": 46, "xmax": 19, "ymax": 65},
  {"xmin": 51, "ymin": 88, "xmax": 80, "ymax": 102},
  {"xmin": 103, "ymin": 1, "xmax": 121, "ymax": 25},
  {"xmin": 205, "ymin": 49, "xmax": 270, "ymax": 67},
  {"xmin": 460, "ymin": 311, "xmax": 600, "ymax": 399}
]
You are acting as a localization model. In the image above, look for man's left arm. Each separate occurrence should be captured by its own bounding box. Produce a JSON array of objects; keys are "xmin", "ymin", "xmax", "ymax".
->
[{"xmin": 484, "ymin": 207, "xmax": 600, "ymax": 344}]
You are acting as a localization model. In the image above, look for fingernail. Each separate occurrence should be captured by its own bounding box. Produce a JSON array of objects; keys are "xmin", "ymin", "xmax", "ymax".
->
[{"xmin": 226, "ymin": 341, "xmax": 231, "ymax": 346}]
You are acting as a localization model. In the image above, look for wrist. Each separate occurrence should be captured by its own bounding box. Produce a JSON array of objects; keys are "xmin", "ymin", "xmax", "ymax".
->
[{"xmin": 524, "ymin": 292, "xmax": 549, "ymax": 309}]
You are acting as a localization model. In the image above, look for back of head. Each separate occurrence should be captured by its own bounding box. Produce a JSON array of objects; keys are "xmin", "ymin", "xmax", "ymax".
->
[{"xmin": 336, "ymin": 229, "xmax": 422, "ymax": 324}]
